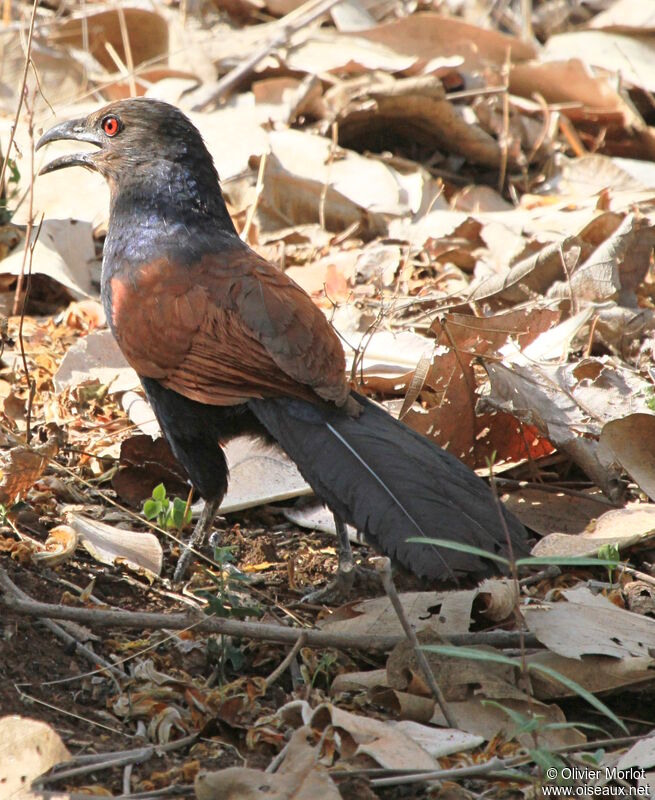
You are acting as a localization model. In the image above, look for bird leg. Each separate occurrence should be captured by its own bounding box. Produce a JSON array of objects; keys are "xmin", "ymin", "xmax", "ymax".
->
[
  {"xmin": 173, "ymin": 496, "xmax": 222, "ymax": 583},
  {"xmin": 303, "ymin": 514, "xmax": 356, "ymax": 603}
]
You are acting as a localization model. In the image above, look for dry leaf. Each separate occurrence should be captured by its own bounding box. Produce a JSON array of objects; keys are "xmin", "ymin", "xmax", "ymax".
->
[
  {"xmin": 0, "ymin": 438, "xmax": 59, "ymax": 506},
  {"xmin": 532, "ymin": 503, "xmax": 655, "ymax": 556},
  {"xmin": 0, "ymin": 716, "xmax": 70, "ymax": 797},
  {"xmin": 31, "ymin": 525, "xmax": 78, "ymax": 567},
  {"xmin": 523, "ymin": 586, "xmax": 655, "ymax": 659},
  {"xmin": 599, "ymin": 413, "xmax": 655, "ymax": 500},
  {"xmin": 67, "ymin": 512, "xmax": 163, "ymax": 577}
]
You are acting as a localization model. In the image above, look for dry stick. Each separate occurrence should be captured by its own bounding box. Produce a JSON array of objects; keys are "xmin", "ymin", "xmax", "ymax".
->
[
  {"xmin": 115, "ymin": 3, "xmax": 137, "ymax": 99},
  {"xmin": 497, "ymin": 46, "xmax": 512, "ymax": 195},
  {"xmin": 2, "ymin": 570, "xmax": 125, "ymax": 679},
  {"xmin": 0, "ymin": 569, "xmax": 539, "ymax": 652},
  {"xmin": 370, "ymin": 756, "xmax": 509, "ymax": 789},
  {"xmin": 0, "ymin": 0, "xmax": 39, "ymax": 193},
  {"xmin": 190, "ymin": 0, "xmax": 345, "ymax": 110},
  {"xmin": 264, "ymin": 633, "xmax": 307, "ymax": 689},
  {"xmin": 375, "ymin": 558, "xmax": 457, "ymax": 728},
  {"xmin": 36, "ymin": 735, "xmax": 198, "ymax": 787},
  {"xmin": 240, "ymin": 151, "xmax": 268, "ymax": 243},
  {"xmin": 318, "ymin": 121, "xmax": 338, "ymax": 230}
]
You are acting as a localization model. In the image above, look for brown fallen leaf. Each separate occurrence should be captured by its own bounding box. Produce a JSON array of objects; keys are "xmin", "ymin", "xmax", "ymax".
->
[
  {"xmin": 195, "ymin": 727, "xmax": 340, "ymax": 800},
  {"xmin": 112, "ymin": 434, "xmax": 191, "ymax": 507},
  {"xmin": 0, "ymin": 437, "xmax": 59, "ymax": 506}
]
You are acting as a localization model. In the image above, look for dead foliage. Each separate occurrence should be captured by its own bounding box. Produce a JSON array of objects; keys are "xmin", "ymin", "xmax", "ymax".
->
[{"xmin": 2, "ymin": 0, "xmax": 655, "ymax": 797}]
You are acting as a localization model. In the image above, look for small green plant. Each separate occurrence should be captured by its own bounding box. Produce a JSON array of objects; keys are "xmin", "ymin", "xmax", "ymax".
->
[
  {"xmin": 310, "ymin": 650, "xmax": 338, "ymax": 689},
  {"xmin": 481, "ymin": 700, "xmax": 606, "ymax": 782},
  {"xmin": 142, "ymin": 483, "xmax": 192, "ymax": 531},
  {"xmin": 197, "ymin": 545, "xmax": 262, "ymax": 684},
  {"xmin": 597, "ymin": 543, "xmax": 621, "ymax": 585},
  {"xmin": 0, "ymin": 157, "xmax": 21, "ymax": 225},
  {"xmin": 646, "ymin": 387, "xmax": 655, "ymax": 412}
]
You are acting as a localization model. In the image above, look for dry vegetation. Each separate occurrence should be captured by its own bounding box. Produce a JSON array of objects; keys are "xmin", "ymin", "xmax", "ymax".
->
[{"xmin": 2, "ymin": 0, "xmax": 655, "ymax": 797}]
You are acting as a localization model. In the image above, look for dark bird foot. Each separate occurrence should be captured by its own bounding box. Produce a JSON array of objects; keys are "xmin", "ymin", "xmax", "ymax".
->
[
  {"xmin": 303, "ymin": 563, "xmax": 379, "ymax": 604},
  {"xmin": 303, "ymin": 562, "xmax": 356, "ymax": 604},
  {"xmin": 173, "ymin": 497, "xmax": 222, "ymax": 584}
]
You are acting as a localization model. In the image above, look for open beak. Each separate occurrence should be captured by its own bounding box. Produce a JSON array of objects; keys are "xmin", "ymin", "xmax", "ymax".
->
[{"xmin": 36, "ymin": 118, "xmax": 103, "ymax": 175}]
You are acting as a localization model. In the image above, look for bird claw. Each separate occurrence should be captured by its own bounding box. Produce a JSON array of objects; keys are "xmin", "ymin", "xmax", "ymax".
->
[
  {"xmin": 302, "ymin": 559, "xmax": 382, "ymax": 604},
  {"xmin": 303, "ymin": 563, "xmax": 356, "ymax": 604}
]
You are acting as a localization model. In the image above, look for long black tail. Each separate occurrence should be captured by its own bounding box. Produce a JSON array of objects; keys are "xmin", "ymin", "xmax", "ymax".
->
[{"xmin": 248, "ymin": 392, "xmax": 530, "ymax": 582}]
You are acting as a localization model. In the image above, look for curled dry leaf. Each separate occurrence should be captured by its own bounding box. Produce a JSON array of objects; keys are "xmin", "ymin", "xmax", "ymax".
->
[
  {"xmin": 549, "ymin": 213, "xmax": 655, "ymax": 303},
  {"xmin": 476, "ymin": 578, "xmax": 518, "ymax": 622},
  {"xmin": 358, "ymin": 13, "xmax": 536, "ymax": 73},
  {"xmin": 0, "ymin": 437, "xmax": 59, "ymax": 506},
  {"xmin": 598, "ymin": 413, "xmax": 655, "ymax": 501},
  {"xmin": 31, "ymin": 524, "xmax": 79, "ymax": 567},
  {"xmin": 624, "ymin": 581, "xmax": 655, "ymax": 617},
  {"xmin": 429, "ymin": 694, "xmax": 586, "ymax": 749},
  {"xmin": 527, "ymin": 649, "xmax": 654, "ymax": 700},
  {"xmin": 387, "ymin": 632, "xmax": 523, "ymax": 703},
  {"xmin": 468, "ymin": 236, "xmax": 585, "ymax": 306},
  {"xmin": 277, "ymin": 701, "xmax": 438, "ymax": 771},
  {"xmin": 112, "ymin": 434, "xmax": 191, "ymax": 507},
  {"xmin": 196, "ymin": 727, "xmax": 340, "ymax": 800},
  {"xmin": 398, "ymin": 307, "xmax": 557, "ymax": 468},
  {"xmin": 67, "ymin": 512, "xmax": 163, "ymax": 577},
  {"xmin": 324, "ymin": 74, "xmax": 502, "ymax": 168}
]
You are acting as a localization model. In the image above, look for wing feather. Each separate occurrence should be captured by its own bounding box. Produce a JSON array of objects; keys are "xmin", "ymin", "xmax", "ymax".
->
[{"xmin": 109, "ymin": 250, "xmax": 348, "ymax": 407}]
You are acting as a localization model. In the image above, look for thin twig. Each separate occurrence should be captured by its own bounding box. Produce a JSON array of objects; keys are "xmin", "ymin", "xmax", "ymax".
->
[
  {"xmin": 241, "ymin": 151, "xmax": 267, "ymax": 243},
  {"xmin": 116, "ymin": 3, "xmax": 137, "ymax": 98},
  {"xmin": 190, "ymin": 0, "xmax": 345, "ymax": 110},
  {"xmin": 0, "ymin": 0, "xmax": 39, "ymax": 194},
  {"xmin": 371, "ymin": 756, "xmax": 508, "ymax": 788},
  {"xmin": 0, "ymin": 568, "xmax": 539, "ymax": 652},
  {"xmin": 375, "ymin": 557, "xmax": 457, "ymax": 728},
  {"xmin": 319, "ymin": 121, "xmax": 338, "ymax": 230},
  {"xmin": 264, "ymin": 633, "xmax": 307, "ymax": 688},
  {"xmin": 36, "ymin": 735, "xmax": 198, "ymax": 786},
  {"xmin": 497, "ymin": 46, "xmax": 511, "ymax": 194}
]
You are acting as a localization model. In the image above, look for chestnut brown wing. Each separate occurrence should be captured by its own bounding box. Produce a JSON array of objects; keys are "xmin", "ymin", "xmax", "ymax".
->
[{"xmin": 109, "ymin": 250, "xmax": 349, "ymax": 407}]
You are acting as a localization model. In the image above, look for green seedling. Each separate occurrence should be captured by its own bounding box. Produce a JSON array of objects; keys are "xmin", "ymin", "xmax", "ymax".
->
[{"xmin": 143, "ymin": 482, "xmax": 192, "ymax": 531}]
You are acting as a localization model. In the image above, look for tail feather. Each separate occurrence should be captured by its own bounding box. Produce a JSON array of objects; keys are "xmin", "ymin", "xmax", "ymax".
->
[{"xmin": 248, "ymin": 392, "xmax": 530, "ymax": 581}]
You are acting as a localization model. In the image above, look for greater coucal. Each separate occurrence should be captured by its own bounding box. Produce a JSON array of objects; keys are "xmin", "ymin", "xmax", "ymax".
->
[{"xmin": 37, "ymin": 98, "xmax": 529, "ymax": 597}]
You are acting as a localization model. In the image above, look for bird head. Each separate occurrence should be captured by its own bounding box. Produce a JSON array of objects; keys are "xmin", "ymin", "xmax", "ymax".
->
[{"xmin": 36, "ymin": 98, "xmax": 219, "ymax": 192}]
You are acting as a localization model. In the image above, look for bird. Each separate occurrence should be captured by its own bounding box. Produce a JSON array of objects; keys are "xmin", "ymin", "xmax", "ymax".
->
[{"xmin": 37, "ymin": 98, "xmax": 530, "ymax": 598}]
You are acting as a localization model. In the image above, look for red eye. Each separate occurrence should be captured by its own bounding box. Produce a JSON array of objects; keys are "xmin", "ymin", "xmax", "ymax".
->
[{"xmin": 102, "ymin": 116, "xmax": 120, "ymax": 137}]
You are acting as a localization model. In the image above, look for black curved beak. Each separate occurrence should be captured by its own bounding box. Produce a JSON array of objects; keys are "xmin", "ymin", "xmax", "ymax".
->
[{"xmin": 36, "ymin": 118, "xmax": 103, "ymax": 175}]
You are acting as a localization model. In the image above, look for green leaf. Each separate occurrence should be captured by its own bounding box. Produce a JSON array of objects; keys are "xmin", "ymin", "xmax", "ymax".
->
[
  {"xmin": 171, "ymin": 497, "xmax": 189, "ymax": 530},
  {"xmin": 530, "ymin": 748, "xmax": 566, "ymax": 776},
  {"xmin": 541, "ymin": 722, "xmax": 608, "ymax": 735},
  {"xmin": 516, "ymin": 556, "xmax": 621, "ymax": 568},
  {"xmin": 425, "ymin": 647, "xmax": 627, "ymax": 733},
  {"xmin": 152, "ymin": 483, "xmax": 167, "ymax": 502},
  {"xmin": 527, "ymin": 662, "xmax": 627, "ymax": 733},
  {"xmin": 143, "ymin": 499, "xmax": 161, "ymax": 520},
  {"xmin": 421, "ymin": 645, "xmax": 518, "ymax": 667},
  {"xmin": 406, "ymin": 537, "xmax": 510, "ymax": 567},
  {"xmin": 481, "ymin": 700, "xmax": 544, "ymax": 733}
]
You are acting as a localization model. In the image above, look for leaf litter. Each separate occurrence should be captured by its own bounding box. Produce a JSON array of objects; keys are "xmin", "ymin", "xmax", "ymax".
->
[{"xmin": 3, "ymin": 0, "xmax": 655, "ymax": 797}]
